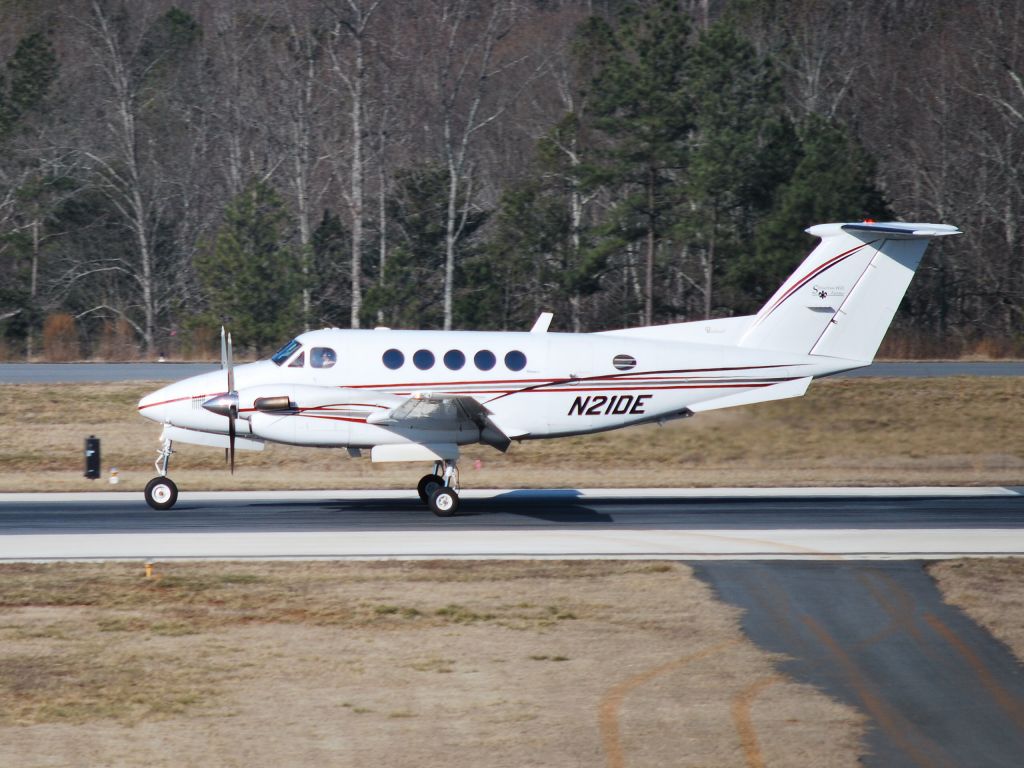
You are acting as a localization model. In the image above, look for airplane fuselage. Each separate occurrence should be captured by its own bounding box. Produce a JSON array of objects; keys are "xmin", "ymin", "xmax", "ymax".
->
[{"xmin": 139, "ymin": 327, "xmax": 859, "ymax": 450}]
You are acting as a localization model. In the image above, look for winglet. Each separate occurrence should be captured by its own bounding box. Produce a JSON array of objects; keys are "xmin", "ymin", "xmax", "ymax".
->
[{"xmin": 530, "ymin": 312, "xmax": 553, "ymax": 333}]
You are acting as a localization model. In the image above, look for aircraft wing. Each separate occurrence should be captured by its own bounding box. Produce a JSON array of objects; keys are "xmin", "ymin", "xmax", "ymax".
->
[
  {"xmin": 366, "ymin": 393, "xmax": 523, "ymax": 451},
  {"xmin": 231, "ymin": 384, "xmax": 525, "ymax": 452}
]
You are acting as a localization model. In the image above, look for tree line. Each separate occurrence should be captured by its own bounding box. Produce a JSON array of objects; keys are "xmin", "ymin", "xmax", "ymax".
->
[{"xmin": 0, "ymin": 0, "xmax": 1021, "ymax": 359}]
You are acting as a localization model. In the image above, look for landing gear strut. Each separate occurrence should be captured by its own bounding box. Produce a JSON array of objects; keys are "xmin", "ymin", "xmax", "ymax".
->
[
  {"xmin": 419, "ymin": 459, "xmax": 459, "ymax": 516},
  {"xmin": 145, "ymin": 438, "xmax": 178, "ymax": 510}
]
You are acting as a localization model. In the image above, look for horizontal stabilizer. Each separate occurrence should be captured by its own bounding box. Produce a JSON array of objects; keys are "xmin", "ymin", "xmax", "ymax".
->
[{"xmin": 688, "ymin": 376, "xmax": 812, "ymax": 413}]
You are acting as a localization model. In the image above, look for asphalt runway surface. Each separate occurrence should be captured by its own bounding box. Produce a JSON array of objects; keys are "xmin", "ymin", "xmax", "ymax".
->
[
  {"xmin": 0, "ymin": 488, "xmax": 1022, "ymax": 559},
  {"xmin": 1, "ymin": 360, "xmax": 1022, "ymax": 383},
  {"xmin": 696, "ymin": 561, "xmax": 1024, "ymax": 768}
]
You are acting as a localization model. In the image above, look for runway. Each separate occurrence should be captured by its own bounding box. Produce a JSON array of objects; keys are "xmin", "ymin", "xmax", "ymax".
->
[{"xmin": 1, "ymin": 487, "xmax": 1021, "ymax": 561}]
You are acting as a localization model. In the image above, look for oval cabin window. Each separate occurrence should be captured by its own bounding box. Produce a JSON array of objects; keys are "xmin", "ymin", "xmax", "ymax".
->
[
  {"xmin": 474, "ymin": 350, "xmax": 496, "ymax": 371},
  {"xmin": 444, "ymin": 350, "xmax": 466, "ymax": 370},
  {"xmin": 612, "ymin": 354, "xmax": 637, "ymax": 371},
  {"xmin": 413, "ymin": 349, "xmax": 435, "ymax": 370},
  {"xmin": 504, "ymin": 350, "xmax": 527, "ymax": 371},
  {"xmin": 382, "ymin": 349, "xmax": 404, "ymax": 369}
]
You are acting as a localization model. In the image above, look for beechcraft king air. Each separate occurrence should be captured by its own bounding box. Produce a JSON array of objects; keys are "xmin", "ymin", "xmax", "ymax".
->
[{"xmin": 138, "ymin": 221, "xmax": 960, "ymax": 514}]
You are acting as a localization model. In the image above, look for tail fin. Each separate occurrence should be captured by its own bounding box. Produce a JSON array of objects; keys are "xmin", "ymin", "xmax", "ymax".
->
[{"xmin": 738, "ymin": 222, "xmax": 960, "ymax": 362}]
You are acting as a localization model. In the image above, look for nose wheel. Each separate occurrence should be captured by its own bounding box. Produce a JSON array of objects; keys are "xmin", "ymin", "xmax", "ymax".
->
[
  {"xmin": 145, "ymin": 437, "xmax": 179, "ymax": 510},
  {"xmin": 144, "ymin": 476, "xmax": 178, "ymax": 510}
]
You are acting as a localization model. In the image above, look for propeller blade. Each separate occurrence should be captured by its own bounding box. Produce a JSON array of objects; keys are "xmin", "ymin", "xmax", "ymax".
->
[
  {"xmin": 226, "ymin": 332, "xmax": 235, "ymax": 394},
  {"xmin": 228, "ymin": 407, "xmax": 236, "ymax": 474},
  {"xmin": 217, "ymin": 327, "xmax": 237, "ymax": 473}
]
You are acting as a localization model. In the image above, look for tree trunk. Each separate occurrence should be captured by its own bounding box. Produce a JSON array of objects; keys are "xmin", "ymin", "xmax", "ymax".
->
[
  {"xmin": 350, "ymin": 34, "xmax": 365, "ymax": 329},
  {"xmin": 645, "ymin": 167, "xmax": 655, "ymax": 326}
]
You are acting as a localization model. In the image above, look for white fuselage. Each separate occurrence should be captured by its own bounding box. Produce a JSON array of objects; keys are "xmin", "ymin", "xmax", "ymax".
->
[{"xmin": 138, "ymin": 327, "xmax": 859, "ymax": 451}]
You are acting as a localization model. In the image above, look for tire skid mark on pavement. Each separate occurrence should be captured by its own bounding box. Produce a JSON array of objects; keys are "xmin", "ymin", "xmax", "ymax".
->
[
  {"xmin": 853, "ymin": 569, "xmax": 943, "ymax": 664},
  {"xmin": 730, "ymin": 674, "xmax": 782, "ymax": 768},
  {"xmin": 922, "ymin": 612, "xmax": 1024, "ymax": 731},
  {"xmin": 598, "ymin": 641, "xmax": 737, "ymax": 768},
  {"xmin": 801, "ymin": 614, "xmax": 954, "ymax": 768}
]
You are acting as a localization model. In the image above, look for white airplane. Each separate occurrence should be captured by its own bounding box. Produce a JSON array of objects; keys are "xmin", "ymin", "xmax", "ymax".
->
[{"xmin": 138, "ymin": 220, "xmax": 959, "ymax": 515}]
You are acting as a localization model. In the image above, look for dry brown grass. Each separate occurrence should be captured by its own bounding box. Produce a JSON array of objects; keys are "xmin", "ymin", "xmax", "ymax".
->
[
  {"xmin": 0, "ymin": 561, "xmax": 864, "ymax": 767},
  {"xmin": 930, "ymin": 558, "xmax": 1024, "ymax": 663},
  {"xmin": 0, "ymin": 377, "xmax": 1021, "ymax": 491}
]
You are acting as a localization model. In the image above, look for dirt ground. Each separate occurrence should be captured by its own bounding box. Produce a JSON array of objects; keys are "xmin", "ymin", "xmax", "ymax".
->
[
  {"xmin": 0, "ymin": 376, "xmax": 1021, "ymax": 491},
  {"xmin": 0, "ymin": 561, "xmax": 865, "ymax": 768},
  {"xmin": 929, "ymin": 558, "xmax": 1024, "ymax": 664}
]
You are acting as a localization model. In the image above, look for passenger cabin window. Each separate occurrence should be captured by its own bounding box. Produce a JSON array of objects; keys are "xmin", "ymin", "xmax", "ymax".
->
[
  {"xmin": 443, "ymin": 350, "xmax": 465, "ymax": 370},
  {"xmin": 474, "ymin": 350, "xmax": 496, "ymax": 371},
  {"xmin": 272, "ymin": 339, "xmax": 302, "ymax": 366},
  {"xmin": 288, "ymin": 351, "xmax": 305, "ymax": 368},
  {"xmin": 413, "ymin": 349, "xmax": 435, "ymax": 370},
  {"xmin": 311, "ymin": 347, "xmax": 337, "ymax": 369},
  {"xmin": 382, "ymin": 349, "xmax": 404, "ymax": 369},
  {"xmin": 504, "ymin": 350, "xmax": 527, "ymax": 371}
]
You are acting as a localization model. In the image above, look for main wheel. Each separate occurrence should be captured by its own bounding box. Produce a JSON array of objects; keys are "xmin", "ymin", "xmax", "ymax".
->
[
  {"xmin": 144, "ymin": 476, "xmax": 178, "ymax": 510},
  {"xmin": 429, "ymin": 487, "xmax": 459, "ymax": 517},
  {"xmin": 417, "ymin": 474, "xmax": 444, "ymax": 504}
]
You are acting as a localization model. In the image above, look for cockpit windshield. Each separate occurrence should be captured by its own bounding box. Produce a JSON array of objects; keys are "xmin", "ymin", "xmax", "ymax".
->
[{"xmin": 271, "ymin": 338, "xmax": 302, "ymax": 366}]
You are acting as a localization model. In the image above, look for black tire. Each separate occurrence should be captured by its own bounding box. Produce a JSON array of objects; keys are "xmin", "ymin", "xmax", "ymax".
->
[
  {"xmin": 144, "ymin": 476, "xmax": 178, "ymax": 510},
  {"xmin": 417, "ymin": 474, "xmax": 444, "ymax": 504},
  {"xmin": 429, "ymin": 487, "xmax": 459, "ymax": 517}
]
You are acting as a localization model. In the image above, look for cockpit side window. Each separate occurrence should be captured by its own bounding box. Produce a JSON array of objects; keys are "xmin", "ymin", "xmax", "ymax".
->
[
  {"xmin": 272, "ymin": 339, "xmax": 302, "ymax": 366},
  {"xmin": 311, "ymin": 347, "xmax": 337, "ymax": 369},
  {"xmin": 288, "ymin": 351, "xmax": 305, "ymax": 368}
]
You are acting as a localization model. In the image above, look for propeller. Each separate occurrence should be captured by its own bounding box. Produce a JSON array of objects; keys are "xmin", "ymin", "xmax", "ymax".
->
[{"xmin": 201, "ymin": 327, "xmax": 239, "ymax": 473}]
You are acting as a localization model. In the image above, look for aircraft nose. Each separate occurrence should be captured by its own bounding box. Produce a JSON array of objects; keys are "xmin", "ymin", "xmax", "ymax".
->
[{"xmin": 138, "ymin": 385, "xmax": 172, "ymax": 423}]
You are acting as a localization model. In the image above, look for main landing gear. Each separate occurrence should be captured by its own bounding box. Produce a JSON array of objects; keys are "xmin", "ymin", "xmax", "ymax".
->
[
  {"xmin": 417, "ymin": 459, "xmax": 460, "ymax": 516},
  {"xmin": 144, "ymin": 438, "xmax": 178, "ymax": 510}
]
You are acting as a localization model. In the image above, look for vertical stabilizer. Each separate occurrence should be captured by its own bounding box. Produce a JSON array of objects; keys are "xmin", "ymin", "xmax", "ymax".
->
[{"xmin": 738, "ymin": 222, "xmax": 960, "ymax": 361}]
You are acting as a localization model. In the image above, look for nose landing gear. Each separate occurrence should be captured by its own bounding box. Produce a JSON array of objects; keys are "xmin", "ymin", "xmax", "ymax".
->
[
  {"xmin": 144, "ymin": 438, "xmax": 178, "ymax": 510},
  {"xmin": 418, "ymin": 459, "xmax": 460, "ymax": 516}
]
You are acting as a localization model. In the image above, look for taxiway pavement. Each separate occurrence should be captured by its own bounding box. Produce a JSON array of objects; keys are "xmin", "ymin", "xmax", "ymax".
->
[{"xmin": 0, "ymin": 487, "xmax": 1021, "ymax": 561}]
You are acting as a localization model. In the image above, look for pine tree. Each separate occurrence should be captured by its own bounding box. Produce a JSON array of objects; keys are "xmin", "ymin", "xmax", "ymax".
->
[
  {"xmin": 732, "ymin": 115, "xmax": 890, "ymax": 309},
  {"xmin": 195, "ymin": 180, "xmax": 300, "ymax": 354},
  {"xmin": 683, "ymin": 18, "xmax": 798, "ymax": 317},
  {"xmin": 362, "ymin": 164, "xmax": 486, "ymax": 330},
  {"xmin": 0, "ymin": 31, "xmax": 57, "ymax": 138},
  {"xmin": 581, "ymin": 2, "xmax": 691, "ymax": 326}
]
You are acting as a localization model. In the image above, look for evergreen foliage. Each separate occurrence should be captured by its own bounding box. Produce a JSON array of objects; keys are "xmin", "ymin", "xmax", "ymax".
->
[
  {"xmin": 362, "ymin": 164, "xmax": 486, "ymax": 330},
  {"xmin": 732, "ymin": 115, "xmax": 890, "ymax": 308},
  {"xmin": 309, "ymin": 209, "xmax": 350, "ymax": 327},
  {"xmin": 0, "ymin": 32, "xmax": 57, "ymax": 138},
  {"xmin": 194, "ymin": 180, "xmax": 299, "ymax": 355},
  {"xmin": 683, "ymin": 17, "xmax": 798, "ymax": 314}
]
